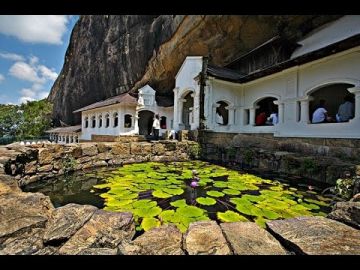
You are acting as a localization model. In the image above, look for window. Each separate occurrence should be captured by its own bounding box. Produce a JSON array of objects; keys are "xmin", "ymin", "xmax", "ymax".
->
[
  {"xmin": 105, "ymin": 114, "xmax": 110, "ymax": 128},
  {"xmin": 124, "ymin": 114, "xmax": 132, "ymax": 128},
  {"xmin": 91, "ymin": 116, "xmax": 96, "ymax": 128},
  {"xmin": 160, "ymin": 116, "xmax": 167, "ymax": 129},
  {"xmin": 113, "ymin": 112, "xmax": 119, "ymax": 127},
  {"xmin": 98, "ymin": 115, "xmax": 103, "ymax": 128},
  {"xmin": 216, "ymin": 101, "xmax": 229, "ymax": 125},
  {"xmin": 244, "ymin": 109, "xmax": 250, "ymax": 125},
  {"xmin": 84, "ymin": 117, "xmax": 89, "ymax": 128}
]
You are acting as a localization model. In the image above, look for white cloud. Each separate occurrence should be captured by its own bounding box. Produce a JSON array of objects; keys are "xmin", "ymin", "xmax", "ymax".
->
[
  {"xmin": 9, "ymin": 61, "xmax": 45, "ymax": 83},
  {"xmin": 20, "ymin": 88, "xmax": 37, "ymax": 98},
  {"xmin": 38, "ymin": 65, "xmax": 58, "ymax": 81},
  {"xmin": 19, "ymin": 96, "xmax": 35, "ymax": 104},
  {"xmin": 38, "ymin": 91, "xmax": 49, "ymax": 99},
  {"xmin": 0, "ymin": 52, "xmax": 25, "ymax": 61},
  {"xmin": 0, "ymin": 15, "xmax": 70, "ymax": 44},
  {"xmin": 29, "ymin": 55, "xmax": 39, "ymax": 65},
  {"xmin": 0, "ymin": 74, "xmax": 4, "ymax": 83}
]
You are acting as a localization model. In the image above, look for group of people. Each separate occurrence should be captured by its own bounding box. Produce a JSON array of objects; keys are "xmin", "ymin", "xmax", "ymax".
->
[
  {"xmin": 255, "ymin": 111, "xmax": 278, "ymax": 126},
  {"xmin": 311, "ymin": 95, "xmax": 354, "ymax": 124}
]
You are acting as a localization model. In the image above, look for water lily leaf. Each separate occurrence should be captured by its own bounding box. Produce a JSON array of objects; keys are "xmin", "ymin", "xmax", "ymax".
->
[
  {"xmin": 196, "ymin": 197, "xmax": 217, "ymax": 206},
  {"xmin": 162, "ymin": 188, "xmax": 184, "ymax": 195},
  {"xmin": 141, "ymin": 217, "xmax": 161, "ymax": 231},
  {"xmin": 235, "ymin": 203, "xmax": 254, "ymax": 216},
  {"xmin": 152, "ymin": 190, "xmax": 172, "ymax": 199},
  {"xmin": 158, "ymin": 210, "xmax": 175, "ymax": 222},
  {"xmin": 217, "ymin": 210, "xmax": 248, "ymax": 222},
  {"xmin": 300, "ymin": 202, "xmax": 320, "ymax": 210},
  {"xmin": 304, "ymin": 198, "xmax": 329, "ymax": 207},
  {"xmin": 254, "ymin": 216, "xmax": 268, "ymax": 228},
  {"xmin": 242, "ymin": 194, "xmax": 265, "ymax": 203},
  {"xmin": 207, "ymin": 190, "xmax": 225, "ymax": 197},
  {"xmin": 260, "ymin": 208, "xmax": 281, "ymax": 220},
  {"xmin": 222, "ymin": 189, "xmax": 241, "ymax": 195},
  {"xmin": 132, "ymin": 199, "xmax": 157, "ymax": 208},
  {"xmin": 213, "ymin": 181, "xmax": 228, "ymax": 188},
  {"xmin": 170, "ymin": 199, "xmax": 188, "ymax": 208},
  {"xmin": 134, "ymin": 206, "xmax": 162, "ymax": 218},
  {"xmin": 177, "ymin": 206, "xmax": 205, "ymax": 217}
]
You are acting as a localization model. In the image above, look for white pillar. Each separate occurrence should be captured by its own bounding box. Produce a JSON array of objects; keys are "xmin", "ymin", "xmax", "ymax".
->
[
  {"xmin": 226, "ymin": 106, "xmax": 235, "ymax": 126},
  {"xmin": 348, "ymin": 86, "xmax": 360, "ymax": 120},
  {"xmin": 249, "ymin": 108, "xmax": 256, "ymax": 126},
  {"xmin": 134, "ymin": 111, "xmax": 139, "ymax": 134},
  {"xmin": 299, "ymin": 97, "xmax": 313, "ymax": 123},
  {"xmin": 273, "ymin": 100, "xmax": 284, "ymax": 124}
]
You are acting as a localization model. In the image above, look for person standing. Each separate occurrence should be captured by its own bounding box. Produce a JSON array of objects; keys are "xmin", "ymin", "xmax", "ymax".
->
[{"xmin": 152, "ymin": 114, "xmax": 160, "ymax": 140}]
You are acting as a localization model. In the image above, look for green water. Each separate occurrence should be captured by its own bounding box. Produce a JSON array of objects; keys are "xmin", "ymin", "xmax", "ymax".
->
[{"xmin": 24, "ymin": 161, "xmax": 332, "ymax": 233}]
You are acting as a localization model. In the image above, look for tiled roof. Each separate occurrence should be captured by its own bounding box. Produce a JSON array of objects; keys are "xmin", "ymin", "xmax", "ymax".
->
[
  {"xmin": 73, "ymin": 93, "xmax": 137, "ymax": 113},
  {"xmin": 45, "ymin": 125, "xmax": 82, "ymax": 133}
]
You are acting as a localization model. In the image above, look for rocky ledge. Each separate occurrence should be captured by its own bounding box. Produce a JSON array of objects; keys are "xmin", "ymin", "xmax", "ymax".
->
[{"xmin": 0, "ymin": 144, "xmax": 359, "ymax": 255}]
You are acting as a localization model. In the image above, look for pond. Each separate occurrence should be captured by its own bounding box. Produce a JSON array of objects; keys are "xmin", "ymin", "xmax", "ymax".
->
[{"xmin": 23, "ymin": 161, "xmax": 332, "ymax": 233}]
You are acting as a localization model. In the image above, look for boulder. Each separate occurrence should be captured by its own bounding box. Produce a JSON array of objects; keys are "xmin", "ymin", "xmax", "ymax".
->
[
  {"xmin": 0, "ymin": 174, "xmax": 21, "ymax": 195},
  {"xmin": 38, "ymin": 148, "xmax": 53, "ymax": 165},
  {"xmin": 77, "ymin": 248, "xmax": 118, "ymax": 255},
  {"xmin": 81, "ymin": 144, "xmax": 98, "ymax": 156},
  {"xmin": 111, "ymin": 143, "xmax": 130, "ymax": 155},
  {"xmin": 0, "ymin": 192, "xmax": 53, "ymax": 243},
  {"xmin": 184, "ymin": 221, "xmax": 232, "ymax": 255},
  {"xmin": 0, "ymin": 228, "xmax": 44, "ymax": 255},
  {"xmin": 266, "ymin": 216, "xmax": 360, "ymax": 255},
  {"xmin": 119, "ymin": 224, "xmax": 184, "ymax": 255},
  {"xmin": 327, "ymin": 201, "xmax": 360, "ymax": 229},
  {"xmin": 59, "ymin": 210, "xmax": 135, "ymax": 255},
  {"xmin": 24, "ymin": 161, "xmax": 37, "ymax": 174},
  {"xmin": 220, "ymin": 222, "xmax": 287, "ymax": 255},
  {"xmin": 43, "ymin": 204, "xmax": 98, "ymax": 244}
]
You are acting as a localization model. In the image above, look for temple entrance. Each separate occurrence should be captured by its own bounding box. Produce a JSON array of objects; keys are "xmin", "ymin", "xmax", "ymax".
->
[
  {"xmin": 182, "ymin": 92, "xmax": 194, "ymax": 130},
  {"xmin": 138, "ymin": 110, "xmax": 154, "ymax": 135}
]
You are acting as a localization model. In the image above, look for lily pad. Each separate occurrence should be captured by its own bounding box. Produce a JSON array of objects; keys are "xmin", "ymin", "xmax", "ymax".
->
[
  {"xmin": 132, "ymin": 199, "xmax": 157, "ymax": 208},
  {"xmin": 177, "ymin": 206, "xmax": 205, "ymax": 217},
  {"xmin": 134, "ymin": 206, "xmax": 162, "ymax": 218},
  {"xmin": 222, "ymin": 189, "xmax": 241, "ymax": 195},
  {"xmin": 196, "ymin": 197, "xmax": 217, "ymax": 206},
  {"xmin": 152, "ymin": 190, "xmax": 172, "ymax": 199},
  {"xmin": 217, "ymin": 211, "xmax": 248, "ymax": 222},
  {"xmin": 141, "ymin": 217, "xmax": 161, "ymax": 231},
  {"xmin": 170, "ymin": 199, "xmax": 188, "ymax": 208},
  {"xmin": 207, "ymin": 190, "xmax": 225, "ymax": 197}
]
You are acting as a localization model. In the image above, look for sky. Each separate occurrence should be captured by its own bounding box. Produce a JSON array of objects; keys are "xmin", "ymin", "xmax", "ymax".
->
[{"xmin": 0, "ymin": 15, "xmax": 79, "ymax": 105}]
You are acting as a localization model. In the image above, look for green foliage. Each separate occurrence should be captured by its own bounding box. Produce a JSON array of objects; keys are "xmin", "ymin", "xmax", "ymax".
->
[
  {"xmin": 196, "ymin": 197, "xmax": 217, "ymax": 206},
  {"xmin": 301, "ymin": 158, "xmax": 318, "ymax": 173},
  {"xmin": 226, "ymin": 147, "xmax": 237, "ymax": 159},
  {"xmin": 188, "ymin": 143, "xmax": 201, "ymax": 159},
  {"xmin": 243, "ymin": 149, "xmax": 254, "ymax": 164},
  {"xmin": 62, "ymin": 154, "xmax": 76, "ymax": 175},
  {"xmin": 0, "ymin": 99, "xmax": 53, "ymax": 143},
  {"xmin": 335, "ymin": 177, "xmax": 354, "ymax": 200},
  {"xmin": 217, "ymin": 210, "xmax": 248, "ymax": 222}
]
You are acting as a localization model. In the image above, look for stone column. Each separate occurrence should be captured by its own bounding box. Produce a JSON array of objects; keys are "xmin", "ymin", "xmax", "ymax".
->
[
  {"xmin": 249, "ymin": 108, "xmax": 256, "ymax": 126},
  {"xmin": 212, "ymin": 103, "xmax": 220, "ymax": 126},
  {"xmin": 299, "ymin": 97, "xmax": 313, "ymax": 124},
  {"xmin": 273, "ymin": 100, "xmax": 284, "ymax": 124},
  {"xmin": 348, "ymin": 86, "xmax": 360, "ymax": 120},
  {"xmin": 134, "ymin": 111, "xmax": 139, "ymax": 134},
  {"xmin": 226, "ymin": 106, "xmax": 235, "ymax": 126}
]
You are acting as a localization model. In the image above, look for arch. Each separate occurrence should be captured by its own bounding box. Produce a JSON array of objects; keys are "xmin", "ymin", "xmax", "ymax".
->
[
  {"xmin": 215, "ymin": 100, "xmax": 230, "ymax": 125},
  {"xmin": 308, "ymin": 82, "xmax": 355, "ymax": 123},
  {"xmin": 84, "ymin": 116, "xmax": 89, "ymax": 128},
  {"xmin": 91, "ymin": 115, "xmax": 96, "ymax": 128},
  {"xmin": 180, "ymin": 88, "xmax": 195, "ymax": 99},
  {"xmin": 304, "ymin": 78, "xmax": 360, "ymax": 96},
  {"xmin": 252, "ymin": 94, "xmax": 281, "ymax": 107},
  {"xmin": 105, "ymin": 113, "xmax": 110, "ymax": 128},
  {"xmin": 98, "ymin": 114, "xmax": 103, "ymax": 128},
  {"xmin": 124, "ymin": 114, "xmax": 132, "ymax": 128},
  {"xmin": 113, "ymin": 112, "xmax": 119, "ymax": 127},
  {"xmin": 138, "ymin": 110, "xmax": 154, "ymax": 135},
  {"xmin": 254, "ymin": 96, "xmax": 279, "ymax": 126}
]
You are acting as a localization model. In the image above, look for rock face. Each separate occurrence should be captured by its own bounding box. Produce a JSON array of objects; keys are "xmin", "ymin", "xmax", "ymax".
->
[
  {"xmin": 119, "ymin": 224, "xmax": 184, "ymax": 255},
  {"xmin": 327, "ymin": 201, "xmax": 360, "ymax": 229},
  {"xmin": 48, "ymin": 15, "xmax": 340, "ymax": 124},
  {"xmin": 266, "ymin": 216, "xmax": 360, "ymax": 255},
  {"xmin": 220, "ymin": 222, "xmax": 287, "ymax": 255},
  {"xmin": 59, "ymin": 210, "xmax": 135, "ymax": 255},
  {"xmin": 184, "ymin": 221, "xmax": 232, "ymax": 255},
  {"xmin": 43, "ymin": 203, "xmax": 98, "ymax": 244},
  {"xmin": 0, "ymin": 192, "xmax": 53, "ymax": 243}
]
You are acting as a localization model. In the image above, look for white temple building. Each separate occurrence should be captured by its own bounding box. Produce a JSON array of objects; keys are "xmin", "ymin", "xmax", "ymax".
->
[{"xmin": 48, "ymin": 15, "xmax": 360, "ymax": 142}]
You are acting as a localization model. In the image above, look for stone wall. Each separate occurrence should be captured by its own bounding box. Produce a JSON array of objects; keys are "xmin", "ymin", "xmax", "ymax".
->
[
  {"xmin": 198, "ymin": 131, "xmax": 360, "ymax": 185},
  {"xmin": 90, "ymin": 134, "xmax": 145, "ymax": 143},
  {"xmin": 0, "ymin": 141, "xmax": 199, "ymax": 187}
]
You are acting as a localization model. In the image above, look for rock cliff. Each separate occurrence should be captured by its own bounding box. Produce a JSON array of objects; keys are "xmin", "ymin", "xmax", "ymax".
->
[{"xmin": 48, "ymin": 15, "xmax": 341, "ymax": 124}]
